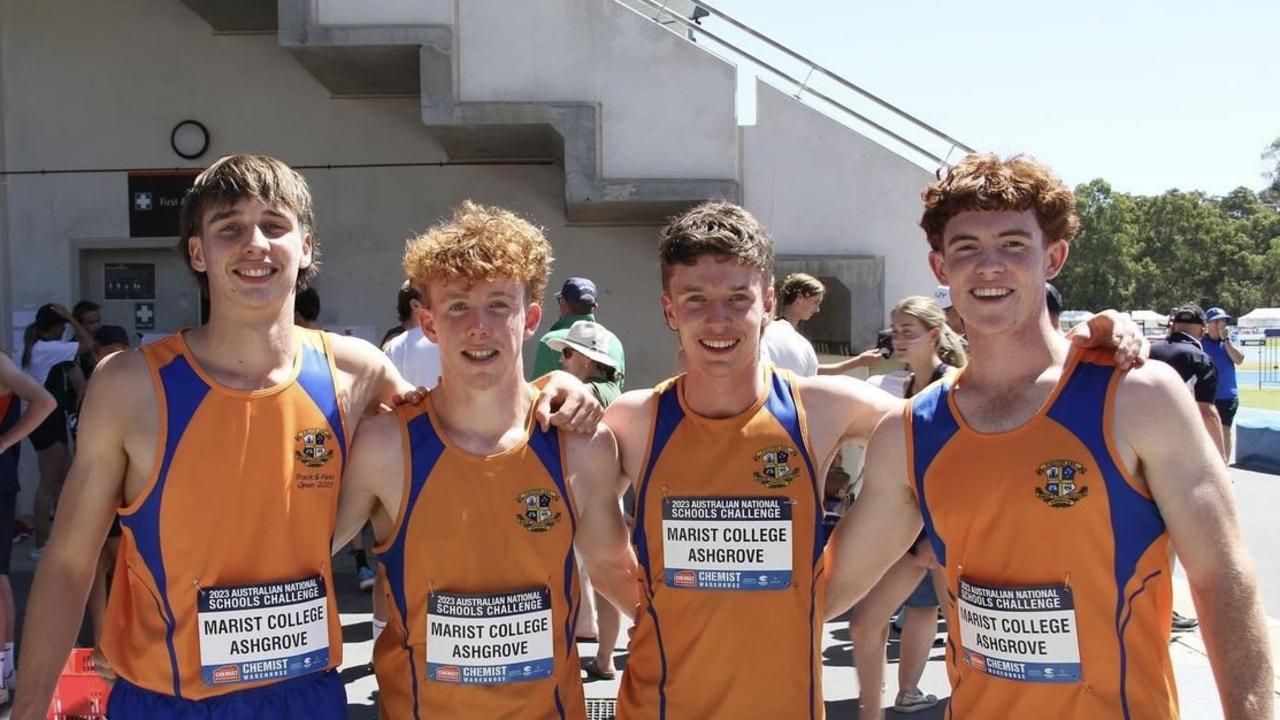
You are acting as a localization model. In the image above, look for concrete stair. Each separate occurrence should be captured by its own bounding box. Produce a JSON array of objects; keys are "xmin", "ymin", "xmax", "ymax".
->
[{"xmin": 179, "ymin": 0, "xmax": 740, "ymax": 224}]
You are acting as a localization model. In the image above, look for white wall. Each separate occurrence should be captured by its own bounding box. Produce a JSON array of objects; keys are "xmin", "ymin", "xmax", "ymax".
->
[
  {"xmin": 744, "ymin": 82, "xmax": 938, "ymax": 320},
  {"xmin": 456, "ymin": 0, "xmax": 739, "ymax": 181},
  {"xmin": 0, "ymin": 0, "xmax": 684, "ymax": 510},
  {"xmin": 317, "ymin": 0, "xmax": 452, "ymax": 26}
]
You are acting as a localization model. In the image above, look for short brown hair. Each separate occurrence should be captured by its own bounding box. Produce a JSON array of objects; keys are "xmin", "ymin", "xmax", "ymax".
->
[
  {"xmin": 778, "ymin": 273, "xmax": 825, "ymax": 309},
  {"xmin": 177, "ymin": 154, "xmax": 319, "ymax": 291},
  {"xmin": 403, "ymin": 200, "xmax": 553, "ymax": 304},
  {"xmin": 920, "ymin": 153, "xmax": 1079, "ymax": 251},
  {"xmin": 658, "ymin": 201, "xmax": 773, "ymax": 288}
]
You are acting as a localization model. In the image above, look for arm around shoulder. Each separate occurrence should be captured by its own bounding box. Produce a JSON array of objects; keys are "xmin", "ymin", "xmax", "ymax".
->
[
  {"xmin": 568, "ymin": 423, "xmax": 639, "ymax": 618},
  {"xmin": 334, "ymin": 410, "xmax": 404, "ymax": 553},
  {"xmin": 330, "ymin": 332, "xmax": 415, "ymax": 416},
  {"xmin": 823, "ymin": 412, "xmax": 921, "ymax": 620}
]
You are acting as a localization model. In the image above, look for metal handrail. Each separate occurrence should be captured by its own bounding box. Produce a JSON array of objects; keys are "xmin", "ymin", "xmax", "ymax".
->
[{"xmin": 625, "ymin": 0, "xmax": 973, "ymax": 166}]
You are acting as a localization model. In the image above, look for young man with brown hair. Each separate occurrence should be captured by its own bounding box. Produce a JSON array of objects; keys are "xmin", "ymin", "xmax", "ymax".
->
[{"xmin": 828, "ymin": 154, "xmax": 1272, "ymax": 719}]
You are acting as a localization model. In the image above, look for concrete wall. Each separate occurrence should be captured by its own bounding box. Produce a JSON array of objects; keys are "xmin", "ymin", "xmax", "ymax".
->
[
  {"xmin": 745, "ymin": 82, "xmax": 939, "ymax": 325},
  {"xmin": 456, "ymin": 0, "xmax": 739, "ymax": 180},
  {"xmin": 317, "ymin": 0, "xmax": 451, "ymax": 26},
  {"xmin": 0, "ymin": 0, "xmax": 686, "ymax": 510}
]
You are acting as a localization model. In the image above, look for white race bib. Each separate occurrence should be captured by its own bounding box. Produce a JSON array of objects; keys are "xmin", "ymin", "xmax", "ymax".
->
[
  {"xmin": 662, "ymin": 496, "xmax": 792, "ymax": 591},
  {"xmin": 426, "ymin": 588, "xmax": 554, "ymax": 685},
  {"xmin": 197, "ymin": 574, "xmax": 330, "ymax": 686},
  {"xmin": 957, "ymin": 578, "xmax": 1082, "ymax": 683}
]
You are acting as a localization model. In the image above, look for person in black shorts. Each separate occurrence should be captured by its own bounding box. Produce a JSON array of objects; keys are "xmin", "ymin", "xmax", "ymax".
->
[{"xmin": 0, "ymin": 347, "xmax": 57, "ymax": 702}]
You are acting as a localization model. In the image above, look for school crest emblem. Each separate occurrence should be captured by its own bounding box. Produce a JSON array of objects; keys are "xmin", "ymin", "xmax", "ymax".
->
[
  {"xmin": 1034, "ymin": 459, "xmax": 1089, "ymax": 508},
  {"xmin": 515, "ymin": 488, "xmax": 563, "ymax": 532},
  {"xmin": 294, "ymin": 428, "xmax": 333, "ymax": 468},
  {"xmin": 752, "ymin": 445, "xmax": 801, "ymax": 488}
]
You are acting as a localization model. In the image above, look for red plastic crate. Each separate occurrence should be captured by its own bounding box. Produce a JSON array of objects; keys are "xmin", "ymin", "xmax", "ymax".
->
[{"xmin": 47, "ymin": 648, "xmax": 108, "ymax": 720}]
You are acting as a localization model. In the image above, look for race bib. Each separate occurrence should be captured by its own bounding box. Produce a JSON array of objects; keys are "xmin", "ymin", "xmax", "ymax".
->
[
  {"xmin": 957, "ymin": 578, "xmax": 1082, "ymax": 683},
  {"xmin": 197, "ymin": 574, "xmax": 330, "ymax": 686},
  {"xmin": 426, "ymin": 588, "xmax": 554, "ymax": 685},
  {"xmin": 662, "ymin": 496, "xmax": 792, "ymax": 590}
]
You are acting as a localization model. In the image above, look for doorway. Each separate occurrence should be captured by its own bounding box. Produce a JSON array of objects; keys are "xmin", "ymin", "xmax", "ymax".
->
[{"xmin": 78, "ymin": 245, "xmax": 202, "ymax": 343}]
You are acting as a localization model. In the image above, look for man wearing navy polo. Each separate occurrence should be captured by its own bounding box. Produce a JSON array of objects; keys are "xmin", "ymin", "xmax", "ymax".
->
[{"xmin": 1203, "ymin": 307, "xmax": 1245, "ymax": 462}]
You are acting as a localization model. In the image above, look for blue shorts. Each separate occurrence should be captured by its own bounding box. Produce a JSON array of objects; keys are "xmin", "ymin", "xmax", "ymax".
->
[
  {"xmin": 904, "ymin": 574, "xmax": 937, "ymax": 608},
  {"xmin": 108, "ymin": 669, "xmax": 345, "ymax": 720}
]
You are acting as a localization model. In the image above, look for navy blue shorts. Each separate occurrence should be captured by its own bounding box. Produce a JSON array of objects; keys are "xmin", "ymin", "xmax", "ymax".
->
[
  {"xmin": 903, "ymin": 573, "xmax": 937, "ymax": 608},
  {"xmin": 108, "ymin": 669, "xmax": 345, "ymax": 720}
]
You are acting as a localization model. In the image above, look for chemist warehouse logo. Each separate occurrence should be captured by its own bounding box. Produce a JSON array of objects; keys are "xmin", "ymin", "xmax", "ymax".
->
[
  {"xmin": 294, "ymin": 428, "xmax": 334, "ymax": 468},
  {"xmin": 1034, "ymin": 459, "xmax": 1089, "ymax": 508},
  {"xmin": 752, "ymin": 445, "xmax": 800, "ymax": 489},
  {"xmin": 515, "ymin": 489, "xmax": 563, "ymax": 533}
]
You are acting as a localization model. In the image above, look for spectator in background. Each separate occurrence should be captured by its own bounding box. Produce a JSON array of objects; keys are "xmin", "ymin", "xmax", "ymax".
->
[
  {"xmin": 763, "ymin": 273, "xmax": 881, "ymax": 376},
  {"xmin": 1148, "ymin": 303, "xmax": 1222, "ymax": 633},
  {"xmin": 934, "ymin": 284, "xmax": 965, "ymax": 337},
  {"xmin": 0, "ymin": 347, "xmax": 56, "ymax": 703},
  {"xmin": 1202, "ymin": 307, "xmax": 1244, "ymax": 462},
  {"xmin": 546, "ymin": 320, "xmax": 626, "ymax": 680},
  {"xmin": 1046, "ymin": 282, "xmax": 1064, "ymax": 332},
  {"xmin": 849, "ymin": 295, "xmax": 965, "ymax": 717},
  {"xmin": 380, "ymin": 280, "xmax": 422, "ymax": 348},
  {"xmin": 383, "ymin": 280, "xmax": 441, "ymax": 391},
  {"xmin": 546, "ymin": 320, "xmax": 625, "ymax": 405},
  {"xmin": 533, "ymin": 277, "xmax": 615, "ymax": 379},
  {"xmin": 20, "ymin": 304, "xmax": 92, "ymax": 559},
  {"xmin": 1149, "ymin": 304, "xmax": 1224, "ymax": 459},
  {"xmin": 294, "ymin": 286, "xmax": 322, "ymax": 329},
  {"xmin": 71, "ymin": 301, "xmax": 102, "ymax": 381},
  {"xmin": 84, "ymin": 326, "xmax": 130, "ymax": 654}
]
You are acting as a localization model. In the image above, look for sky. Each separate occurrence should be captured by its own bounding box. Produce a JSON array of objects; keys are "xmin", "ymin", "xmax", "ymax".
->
[{"xmin": 696, "ymin": 0, "xmax": 1279, "ymax": 197}]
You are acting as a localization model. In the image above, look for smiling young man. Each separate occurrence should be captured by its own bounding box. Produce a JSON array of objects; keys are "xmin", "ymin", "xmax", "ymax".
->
[
  {"xmin": 601, "ymin": 201, "xmax": 907, "ymax": 719},
  {"xmin": 331, "ymin": 202, "xmax": 635, "ymax": 719},
  {"xmin": 12, "ymin": 157, "xmax": 597, "ymax": 720},
  {"xmin": 827, "ymin": 154, "xmax": 1273, "ymax": 719}
]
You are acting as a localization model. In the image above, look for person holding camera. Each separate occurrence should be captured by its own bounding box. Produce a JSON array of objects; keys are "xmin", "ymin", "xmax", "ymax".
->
[
  {"xmin": 849, "ymin": 295, "xmax": 966, "ymax": 717},
  {"xmin": 764, "ymin": 273, "xmax": 883, "ymax": 376}
]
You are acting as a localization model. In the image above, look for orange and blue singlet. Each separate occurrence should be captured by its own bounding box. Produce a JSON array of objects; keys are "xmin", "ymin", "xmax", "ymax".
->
[
  {"xmin": 102, "ymin": 329, "xmax": 348, "ymax": 718},
  {"xmin": 620, "ymin": 368, "xmax": 826, "ymax": 719},
  {"xmin": 374, "ymin": 394, "xmax": 586, "ymax": 719},
  {"xmin": 908, "ymin": 349, "xmax": 1177, "ymax": 719}
]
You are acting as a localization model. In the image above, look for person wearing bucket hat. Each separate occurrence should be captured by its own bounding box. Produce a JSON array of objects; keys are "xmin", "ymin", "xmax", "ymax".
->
[
  {"xmin": 1202, "ymin": 307, "xmax": 1244, "ymax": 461},
  {"xmin": 532, "ymin": 277, "xmax": 627, "ymax": 381},
  {"xmin": 546, "ymin": 320, "xmax": 627, "ymax": 681},
  {"xmin": 546, "ymin": 320, "xmax": 625, "ymax": 407}
]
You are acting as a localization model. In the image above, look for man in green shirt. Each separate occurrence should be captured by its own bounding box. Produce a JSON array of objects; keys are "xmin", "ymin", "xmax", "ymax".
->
[
  {"xmin": 545, "ymin": 320, "xmax": 625, "ymax": 406},
  {"xmin": 533, "ymin": 277, "xmax": 623, "ymax": 378}
]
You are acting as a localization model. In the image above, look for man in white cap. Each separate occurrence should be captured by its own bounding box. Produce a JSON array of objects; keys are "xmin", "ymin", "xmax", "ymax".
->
[
  {"xmin": 545, "ymin": 319, "xmax": 628, "ymax": 678},
  {"xmin": 934, "ymin": 284, "xmax": 965, "ymax": 336},
  {"xmin": 547, "ymin": 320, "xmax": 625, "ymax": 416}
]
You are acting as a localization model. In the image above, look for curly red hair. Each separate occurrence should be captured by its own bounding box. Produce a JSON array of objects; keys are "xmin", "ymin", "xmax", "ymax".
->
[{"xmin": 920, "ymin": 153, "xmax": 1079, "ymax": 251}]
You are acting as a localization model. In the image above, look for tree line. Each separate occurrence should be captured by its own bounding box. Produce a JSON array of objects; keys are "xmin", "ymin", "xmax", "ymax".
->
[{"xmin": 1055, "ymin": 137, "xmax": 1280, "ymax": 317}]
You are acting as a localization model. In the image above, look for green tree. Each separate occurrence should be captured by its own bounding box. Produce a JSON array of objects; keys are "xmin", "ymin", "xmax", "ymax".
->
[
  {"xmin": 1263, "ymin": 137, "xmax": 1280, "ymax": 208},
  {"xmin": 1057, "ymin": 180, "xmax": 1140, "ymax": 311}
]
